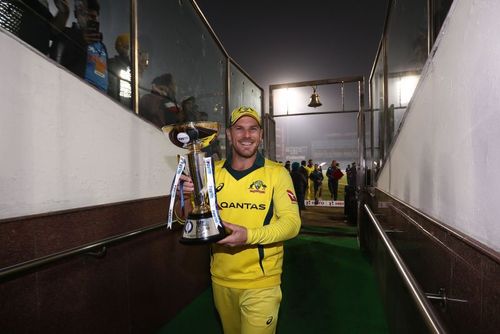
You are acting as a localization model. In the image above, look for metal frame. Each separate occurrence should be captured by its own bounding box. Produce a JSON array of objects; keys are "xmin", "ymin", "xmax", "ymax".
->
[
  {"xmin": 0, "ymin": 222, "xmax": 167, "ymax": 283},
  {"xmin": 364, "ymin": 204, "xmax": 447, "ymax": 334}
]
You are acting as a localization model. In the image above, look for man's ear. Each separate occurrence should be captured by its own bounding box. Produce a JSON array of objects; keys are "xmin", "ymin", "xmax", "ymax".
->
[{"xmin": 226, "ymin": 128, "xmax": 232, "ymax": 144}]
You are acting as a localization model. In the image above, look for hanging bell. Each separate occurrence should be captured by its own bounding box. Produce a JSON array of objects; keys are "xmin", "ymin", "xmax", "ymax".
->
[{"xmin": 308, "ymin": 87, "xmax": 322, "ymax": 108}]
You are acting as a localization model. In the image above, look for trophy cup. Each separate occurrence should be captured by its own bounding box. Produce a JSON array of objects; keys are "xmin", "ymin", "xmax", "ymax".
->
[{"xmin": 162, "ymin": 121, "xmax": 226, "ymax": 244}]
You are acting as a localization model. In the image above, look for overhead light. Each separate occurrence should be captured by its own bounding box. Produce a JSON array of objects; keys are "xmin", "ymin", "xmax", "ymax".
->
[{"xmin": 308, "ymin": 86, "xmax": 322, "ymax": 108}]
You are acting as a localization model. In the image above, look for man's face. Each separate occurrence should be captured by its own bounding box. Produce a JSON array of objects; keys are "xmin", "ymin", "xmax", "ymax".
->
[
  {"xmin": 75, "ymin": 2, "xmax": 99, "ymax": 29},
  {"xmin": 227, "ymin": 116, "xmax": 262, "ymax": 159},
  {"xmin": 308, "ymin": 160, "xmax": 313, "ymax": 167},
  {"xmin": 331, "ymin": 160, "xmax": 337, "ymax": 167}
]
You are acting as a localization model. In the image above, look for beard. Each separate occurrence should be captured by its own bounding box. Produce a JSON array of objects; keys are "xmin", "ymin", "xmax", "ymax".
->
[{"xmin": 231, "ymin": 141, "xmax": 259, "ymax": 159}]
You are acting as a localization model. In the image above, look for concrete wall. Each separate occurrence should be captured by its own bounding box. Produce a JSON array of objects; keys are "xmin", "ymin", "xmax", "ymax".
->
[
  {"xmin": 0, "ymin": 31, "xmax": 183, "ymax": 219},
  {"xmin": 377, "ymin": 0, "xmax": 500, "ymax": 251}
]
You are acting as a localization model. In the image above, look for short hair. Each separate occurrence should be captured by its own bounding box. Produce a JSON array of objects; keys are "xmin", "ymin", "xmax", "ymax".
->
[{"xmin": 87, "ymin": 0, "xmax": 100, "ymax": 12}]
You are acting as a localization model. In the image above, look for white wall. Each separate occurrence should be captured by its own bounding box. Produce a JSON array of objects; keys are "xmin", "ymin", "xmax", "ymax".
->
[
  {"xmin": 377, "ymin": 0, "xmax": 500, "ymax": 251},
  {"xmin": 0, "ymin": 31, "xmax": 183, "ymax": 219}
]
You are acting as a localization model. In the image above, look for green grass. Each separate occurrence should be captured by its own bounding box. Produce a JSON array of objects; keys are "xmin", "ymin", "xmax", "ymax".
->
[
  {"xmin": 157, "ymin": 231, "xmax": 388, "ymax": 334},
  {"xmin": 307, "ymin": 174, "xmax": 348, "ymax": 201}
]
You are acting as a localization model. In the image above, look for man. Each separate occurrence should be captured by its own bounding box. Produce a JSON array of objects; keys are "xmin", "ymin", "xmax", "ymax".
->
[
  {"xmin": 2, "ymin": 0, "xmax": 69, "ymax": 55},
  {"xmin": 176, "ymin": 106, "xmax": 301, "ymax": 334},
  {"xmin": 50, "ymin": 0, "xmax": 109, "ymax": 91},
  {"xmin": 304, "ymin": 159, "xmax": 315, "ymax": 200},
  {"xmin": 309, "ymin": 163, "xmax": 324, "ymax": 204},
  {"xmin": 108, "ymin": 33, "xmax": 131, "ymax": 107},
  {"xmin": 326, "ymin": 160, "xmax": 342, "ymax": 200},
  {"xmin": 139, "ymin": 73, "xmax": 183, "ymax": 128}
]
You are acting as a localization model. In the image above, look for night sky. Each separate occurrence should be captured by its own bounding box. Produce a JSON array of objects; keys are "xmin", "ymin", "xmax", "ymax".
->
[
  {"xmin": 195, "ymin": 0, "xmax": 389, "ymax": 99},
  {"xmin": 194, "ymin": 0, "xmax": 390, "ymax": 163}
]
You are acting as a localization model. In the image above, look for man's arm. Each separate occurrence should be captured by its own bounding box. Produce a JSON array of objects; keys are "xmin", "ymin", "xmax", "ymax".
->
[{"xmin": 245, "ymin": 167, "xmax": 301, "ymax": 245}]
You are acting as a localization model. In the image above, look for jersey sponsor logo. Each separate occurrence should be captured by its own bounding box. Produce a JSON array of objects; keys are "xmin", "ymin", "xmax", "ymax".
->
[
  {"xmin": 249, "ymin": 180, "xmax": 267, "ymax": 193},
  {"xmin": 219, "ymin": 201, "xmax": 266, "ymax": 210},
  {"xmin": 216, "ymin": 183, "xmax": 224, "ymax": 192},
  {"xmin": 286, "ymin": 189, "xmax": 297, "ymax": 203},
  {"xmin": 266, "ymin": 316, "xmax": 273, "ymax": 325}
]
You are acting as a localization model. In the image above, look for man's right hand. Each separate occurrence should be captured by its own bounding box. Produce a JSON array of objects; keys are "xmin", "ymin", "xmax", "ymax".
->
[{"xmin": 178, "ymin": 174, "xmax": 194, "ymax": 198}]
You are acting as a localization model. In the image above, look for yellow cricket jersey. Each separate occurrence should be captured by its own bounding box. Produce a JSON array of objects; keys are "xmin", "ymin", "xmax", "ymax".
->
[{"xmin": 211, "ymin": 153, "xmax": 301, "ymax": 289}]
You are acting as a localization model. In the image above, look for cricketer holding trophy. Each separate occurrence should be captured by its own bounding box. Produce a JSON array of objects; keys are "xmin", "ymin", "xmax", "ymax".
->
[{"xmin": 174, "ymin": 106, "xmax": 301, "ymax": 334}]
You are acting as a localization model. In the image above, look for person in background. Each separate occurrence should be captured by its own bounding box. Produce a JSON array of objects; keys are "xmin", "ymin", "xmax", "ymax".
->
[
  {"xmin": 139, "ymin": 73, "xmax": 183, "ymax": 128},
  {"xmin": 345, "ymin": 164, "xmax": 352, "ymax": 185},
  {"xmin": 284, "ymin": 160, "xmax": 291, "ymax": 173},
  {"xmin": 108, "ymin": 33, "xmax": 131, "ymax": 108},
  {"xmin": 305, "ymin": 159, "xmax": 315, "ymax": 200},
  {"xmin": 181, "ymin": 96, "xmax": 199, "ymax": 121},
  {"xmin": 176, "ymin": 106, "xmax": 301, "ymax": 334},
  {"xmin": 291, "ymin": 161, "xmax": 307, "ymax": 214},
  {"xmin": 326, "ymin": 160, "xmax": 342, "ymax": 200},
  {"xmin": 0, "ymin": 0, "xmax": 69, "ymax": 55},
  {"xmin": 349, "ymin": 161, "xmax": 357, "ymax": 186},
  {"xmin": 309, "ymin": 163, "xmax": 324, "ymax": 205},
  {"xmin": 50, "ymin": 0, "xmax": 109, "ymax": 92},
  {"xmin": 4, "ymin": 0, "xmax": 69, "ymax": 55}
]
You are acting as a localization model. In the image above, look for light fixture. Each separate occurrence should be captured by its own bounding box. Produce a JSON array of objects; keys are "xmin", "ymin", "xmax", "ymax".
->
[{"xmin": 308, "ymin": 86, "xmax": 322, "ymax": 108}]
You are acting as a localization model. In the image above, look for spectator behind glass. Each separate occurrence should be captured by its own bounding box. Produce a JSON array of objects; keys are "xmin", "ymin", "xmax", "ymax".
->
[
  {"xmin": 139, "ymin": 73, "xmax": 183, "ymax": 128},
  {"xmin": 108, "ymin": 33, "xmax": 131, "ymax": 108},
  {"xmin": 0, "ymin": 0, "xmax": 69, "ymax": 55},
  {"xmin": 181, "ymin": 96, "xmax": 198, "ymax": 122},
  {"xmin": 50, "ymin": 0, "xmax": 109, "ymax": 92}
]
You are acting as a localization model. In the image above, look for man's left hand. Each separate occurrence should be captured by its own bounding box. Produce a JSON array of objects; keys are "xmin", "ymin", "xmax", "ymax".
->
[{"xmin": 217, "ymin": 221, "xmax": 247, "ymax": 247}]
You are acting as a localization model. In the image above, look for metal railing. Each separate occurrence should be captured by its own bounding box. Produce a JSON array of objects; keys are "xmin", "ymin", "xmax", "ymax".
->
[
  {"xmin": 0, "ymin": 222, "xmax": 168, "ymax": 282},
  {"xmin": 364, "ymin": 204, "xmax": 447, "ymax": 334}
]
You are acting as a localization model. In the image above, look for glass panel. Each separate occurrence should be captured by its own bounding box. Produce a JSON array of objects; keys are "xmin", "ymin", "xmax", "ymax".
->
[
  {"xmin": 101, "ymin": 0, "xmax": 132, "ymax": 109},
  {"xmin": 385, "ymin": 0, "xmax": 427, "ymax": 149},
  {"xmin": 370, "ymin": 46, "xmax": 384, "ymax": 175},
  {"xmin": 229, "ymin": 61, "xmax": 262, "ymax": 116},
  {"xmin": 343, "ymin": 82, "xmax": 359, "ymax": 112},
  {"xmin": 0, "ymin": 0, "xmax": 132, "ymax": 109},
  {"xmin": 137, "ymin": 0, "xmax": 227, "ymax": 157},
  {"xmin": 1, "ymin": 0, "xmax": 67, "ymax": 56},
  {"xmin": 431, "ymin": 0, "xmax": 453, "ymax": 46},
  {"xmin": 272, "ymin": 82, "xmax": 360, "ymax": 116},
  {"xmin": 275, "ymin": 113, "xmax": 358, "ymax": 169}
]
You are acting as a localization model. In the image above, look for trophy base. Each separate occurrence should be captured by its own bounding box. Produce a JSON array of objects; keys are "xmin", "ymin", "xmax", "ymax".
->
[{"xmin": 180, "ymin": 211, "xmax": 226, "ymax": 245}]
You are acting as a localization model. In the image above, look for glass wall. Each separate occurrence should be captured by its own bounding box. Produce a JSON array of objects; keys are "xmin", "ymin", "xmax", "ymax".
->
[
  {"xmin": 368, "ymin": 0, "xmax": 453, "ymax": 183},
  {"xmin": 270, "ymin": 78, "xmax": 363, "ymax": 168},
  {"xmin": 385, "ymin": 0, "xmax": 427, "ymax": 149},
  {"xmin": 229, "ymin": 61, "xmax": 263, "ymax": 116},
  {"xmin": 0, "ymin": 0, "xmax": 265, "ymax": 159}
]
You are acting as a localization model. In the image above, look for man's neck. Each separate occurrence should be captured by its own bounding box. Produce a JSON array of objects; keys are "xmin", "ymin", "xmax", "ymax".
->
[{"xmin": 230, "ymin": 152, "xmax": 257, "ymax": 171}]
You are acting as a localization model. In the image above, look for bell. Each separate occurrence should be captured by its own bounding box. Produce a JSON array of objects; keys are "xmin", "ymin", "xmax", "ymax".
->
[{"xmin": 308, "ymin": 88, "xmax": 322, "ymax": 108}]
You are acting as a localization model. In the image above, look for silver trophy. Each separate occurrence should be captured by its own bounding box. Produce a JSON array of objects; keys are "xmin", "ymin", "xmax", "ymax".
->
[{"xmin": 162, "ymin": 121, "xmax": 226, "ymax": 244}]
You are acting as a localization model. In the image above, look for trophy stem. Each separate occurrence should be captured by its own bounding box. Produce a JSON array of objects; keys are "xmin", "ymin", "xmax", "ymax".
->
[{"xmin": 187, "ymin": 143, "xmax": 209, "ymax": 214}]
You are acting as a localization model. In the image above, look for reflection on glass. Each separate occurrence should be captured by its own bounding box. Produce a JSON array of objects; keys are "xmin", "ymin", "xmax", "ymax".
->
[
  {"xmin": 137, "ymin": 0, "xmax": 226, "ymax": 157},
  {"xmin": 229, "ymin": 61, "xmax": 262, "ymax": 117}
]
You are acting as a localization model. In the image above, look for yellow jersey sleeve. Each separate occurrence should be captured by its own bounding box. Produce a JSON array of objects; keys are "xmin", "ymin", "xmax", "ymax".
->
[{"xmin": 246, "ymin": 164, "xmax": 301, "ymax": 244}]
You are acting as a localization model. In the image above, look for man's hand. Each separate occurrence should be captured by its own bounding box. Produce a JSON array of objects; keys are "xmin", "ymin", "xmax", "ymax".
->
[
  {"xmin": 178, "ymin": 174, "xmax": 194, "ymax": 197},
  {"xmin": 217, "ymin": 221, "xmax": 248, "ymax": 247}
]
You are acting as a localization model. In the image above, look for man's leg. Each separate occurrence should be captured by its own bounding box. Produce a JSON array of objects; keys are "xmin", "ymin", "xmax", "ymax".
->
[
  {"xmin": 333, "ymin": 181, "xmax": 338, "ymax": 201},
  {"xmin": 240, "ymin": 286, "xmax": 282, "ymax": 334},
  {"xmin": 212, "ymin": 283, "xmax": 242, "ymax": 334}
]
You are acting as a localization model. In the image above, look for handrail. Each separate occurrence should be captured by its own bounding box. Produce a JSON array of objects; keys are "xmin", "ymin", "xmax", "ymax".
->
[
  {"xmin": 0, "ymin": 222, "xmax": 168, "ymax": 282},
  {"xmin": 363, "ymin": 204, "xmax": 447, "ymax": 334}
]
